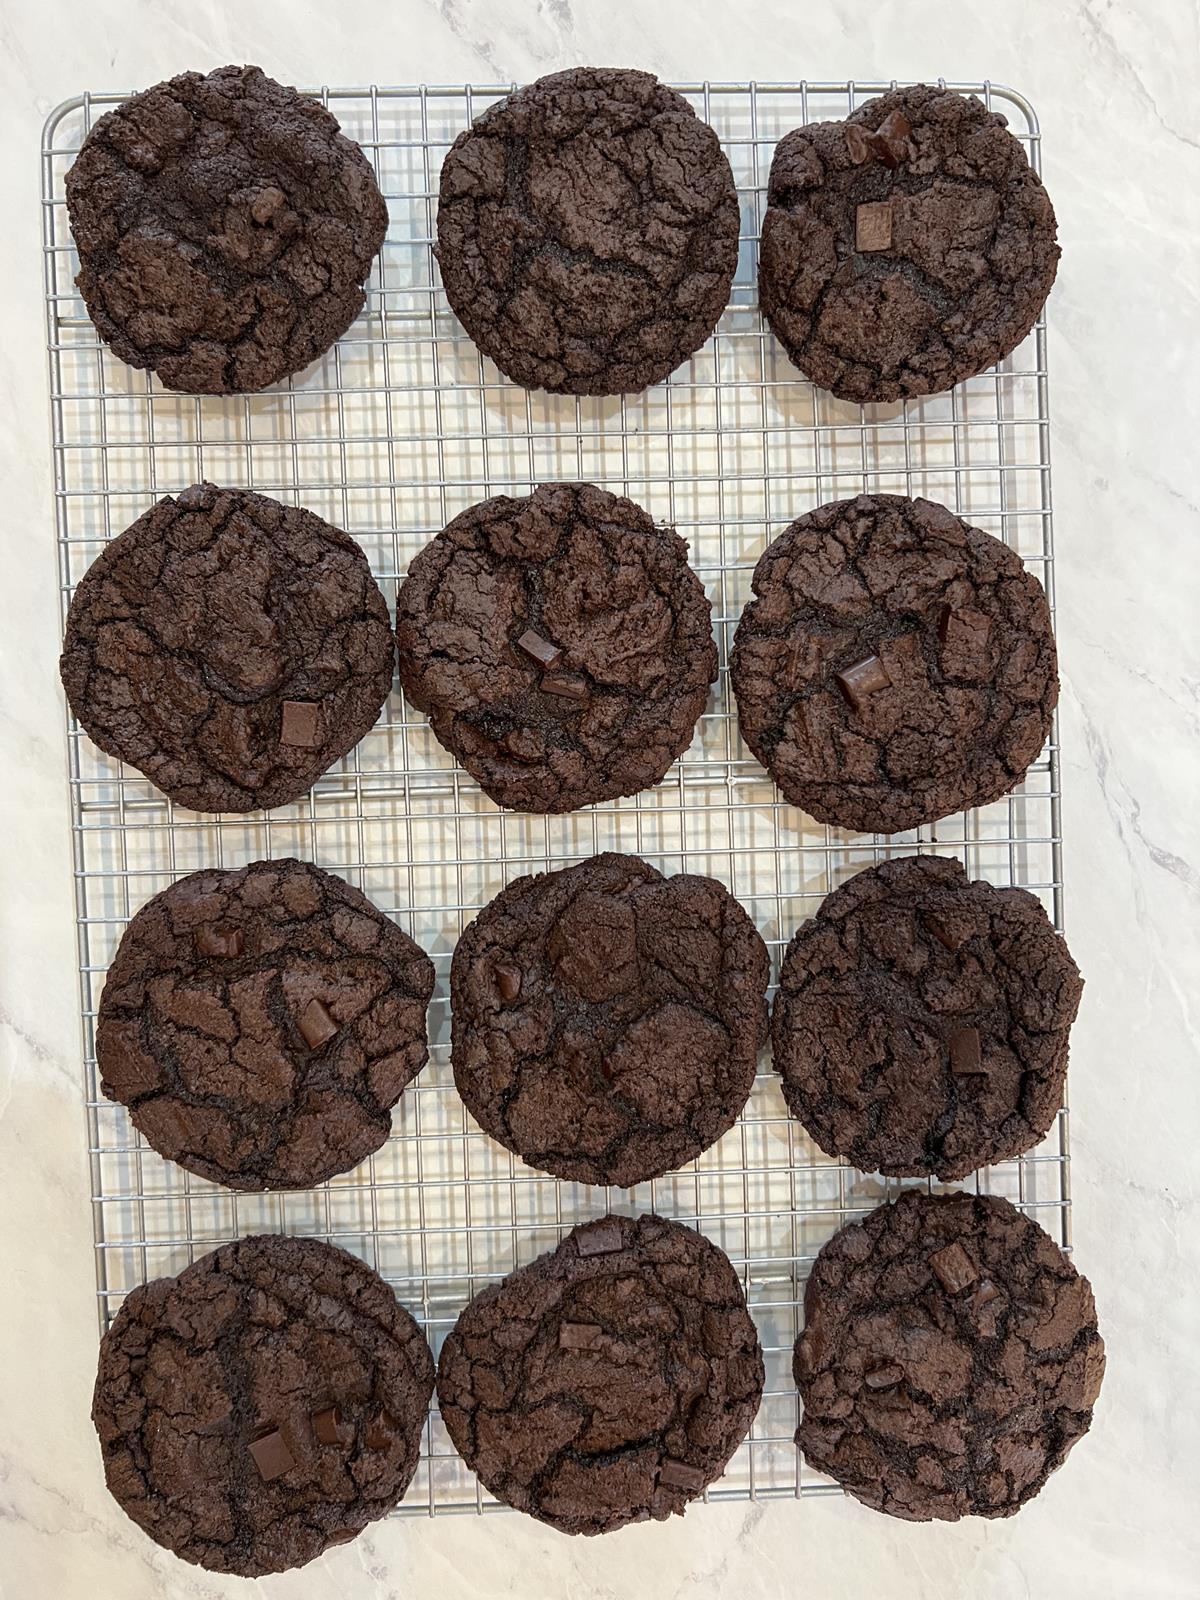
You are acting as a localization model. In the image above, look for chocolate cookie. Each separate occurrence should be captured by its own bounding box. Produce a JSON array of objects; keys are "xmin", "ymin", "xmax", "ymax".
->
[
  {"xmin": 65, "ymin": 65, "xmax": 387, "ymax": 393},
  {"xmin": 795, "ymin": 1190, "xmax": 1105, "ymax": 1521},
  {"xmin": 60, "ymin": 483, "xmax": 395, "ymax": 814},
  {"xmin": 772, "ymin": 855, "xmax": 1082, "ymax": 1180},
  {"xmin": 437, "ymin": 1214, "xmax": 763, "ymax": 1533},
  {"xmin": 730, "ymin": 493, "xmax": 1058, "ymax": 834},
  {"xmin": 395, "ymin": 483, "xmax": 716, "ymax": 813},
  {"xmin": 93, "ymin": 1234, "xmax": 434, "ymax": 1575},
  {"xmin": 435, "ymin": 68, "xmax": 739, "ymax": 395},
  {"xmin": 96, "ymin": 858, "xmax": 435, "ymax": 1190},
  {"xmin": 452, "ymin": 852, "xmax": 768, "ymax": 1186},
  {"xmin": 759, "ymin": 85, "xmax": 1059, "ymax": 402}
]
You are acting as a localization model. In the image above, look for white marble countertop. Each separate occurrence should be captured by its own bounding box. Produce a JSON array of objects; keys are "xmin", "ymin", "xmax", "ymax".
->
[{"xmin": 1, "ymin": 2, "xmax": 1197, "ymax": 1596}]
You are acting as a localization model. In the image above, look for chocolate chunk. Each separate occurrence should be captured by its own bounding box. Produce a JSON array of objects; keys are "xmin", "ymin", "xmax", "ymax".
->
[
  {"xmin": 494, "ymin": 963, "xmax": 522, "ymax": 1002},
  {"xmin": 363, "ymin": 1412, "xmax": 397, "ymax": 1451},
  {"xmin": 949, "ymin": 1025, "xmax": 985, "ymax": 1075},
  {"xmin": 575, "ymin": 1219, "xmax": 625, "ymax": 1257},
  {"xmin": 248, "ymin": 1429, "xmax": 296, "ymax": 1482},
  {"xmin": 279, "ymin": 700, "xmax": 320, "ymax": 748},
  {"xmin": 194, "ymin": 924, "xmax": 244, "ymax": 959},
  {"xmin": 855, "ymin": 200, "xmax": 893, "ymax": 252},
  {"xmin": 937, "ymin": 602, "xmax": 954, "ymax": 643},
  {"xmin": 844, "ymin": 123, "xmax": 872, "ymax": 164},
  {"xmin": 875, "ymin": 108, "xmax": 914, "ymax": 167},
  {"xmin": 298, "ymin": 997, "xmax": 339, "ymax": 1051},
  {"xmin": 515, "ymin": 628, "xmax": 563, "ymax": 670},
  {"xmin": 659, "ymin": 1458, "xmax": 707, "ymax": 1491},
  {"xmin": 558, "ymin": 1321, "xmax": 602, "ymax": 1350},
  {"xmin": 968, "ymin": 1277, "xmax": 1006, "ymax": 1336},
  {"xmin": 834, "ymin": 653, "xmax": 892, "ymax": 707},
  {"xmin": 929, "ymin": 1239, "xmax": 978, "ymax": 1295},
  {"xmin": 541, "ymin": 671, "xmax": 589, "ymax": 701},
  {"xmin": 311, "ymin": 1405, "xmax": 354, "ymax": 1446},
  {"xmin": 923, "ymin": 911, "xmax": 967, "ymax": 953},
  {"xmin": 863, "ymin": 1361, "xmax": 904, "ymax": 1391}
]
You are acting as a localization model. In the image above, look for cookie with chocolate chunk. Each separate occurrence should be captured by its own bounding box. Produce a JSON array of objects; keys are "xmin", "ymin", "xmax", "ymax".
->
[
  {"xmin": 795, "ymin": 1190, "xmax": 1104, "ymax": 1520},
  {"xmin": 730, "ymin": 493, "xmax": 1058, "ymax": 834},
  {"xmin": 93, "ymin": 1234, "xmax": 434, "ymax": 1575},
  {"xmin": 66, "ymin": 64, "xmax": 387, "ymax": 393},
  {"xmin": 437, "ymin": 1214, "xmax": 764, "ymax": 1533},
  {"xmin": 436, "ymin": 68, "xmax": 739, "ymax": 395},
  {"xmin": 451, "ymin": 852, "xmax": 769, "ymax": 1185},
  {"xmin": 772, "ymin": 854, "xmax": 1082, "ymax": 1179},
  {"xmin": 395, "ymin": 483, "xmax": 717, "ymax": 813},
  {"xmin": 759, "ymin": 85, "xmax": 1059, "ymax": 401},
  {"xmin": 96, "ymin": 858, "xmax": 434, "ymax": 1190},
  {"xmin": 60, "ymin": 483, "xmax": 395, "ymax": 814}
]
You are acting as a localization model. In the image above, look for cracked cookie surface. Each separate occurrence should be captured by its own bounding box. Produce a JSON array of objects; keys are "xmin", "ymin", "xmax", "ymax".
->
[
  {"xmin": 451, "ymin": 852, "xmax": 768, "ymax": 1186},
  {"xmin": 60, "ymin": 483, "xmax": 395, "ymax": 814},
  {"xmin": 795, "ymin": 1190, "xmax": 1104, "ymax": 1521},
  {"xmin": 730, "ymin": 493, "xmax": 1058, "ymax": 834},
  {"xmin": 437, "ymin": 1214, "xmax": 763, "ymax": 1533},
  {"xmin": 97, "ymin": 858, "xmax": 435, "ymax": 1190},
  {"xmin": 435, "ymin": 68, "xmax": 739, "ymax": 395},
  {"xmin": 772, "ymin": 855, "xmax": 1082, "ymax": 1180},
  {"xmin": 93, "ymin": 1234, "xmax": 434, "ymax": 1575},
  {"xmin": 759, "ymin": 85, "xmax": 1059, "ymax": 402},
  {"xmin": 395, "ymin": 483, "xmax": 717, "ymax": 813},
  {"xmin": 65, "ymin": 65, "xmax": 387, "ymax": 393}
]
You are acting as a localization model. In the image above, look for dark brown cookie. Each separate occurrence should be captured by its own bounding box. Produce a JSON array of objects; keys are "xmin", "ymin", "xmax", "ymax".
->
[
  {"xmin": 437, "ymin": 1214, "xmax": 763, "ymax": 1533},
  {"xmin": 93, "ymin": 1234, "xmax": 434, "ymax": 1575},
  {"xmin": 451, "ymin": 852, "xmax": 769, "ymax": 1186},
  {"xmin": 96, "ymin": 859, "xmax": 434, "ymax": 1190},
  {"xmin": 395, "ymin": 483, "xmax": 716, "ymax": 813},
  {"xmin": 795, "ymin": 1190, "xmax": 1104, "ymax": 1521},
  {"xmin": 65, "ymin": 65, "xmax": 387, "ymax": 393},
  {"xmin": 772, "ymin": 855, "xmax": 1082, "ymax": 1180},
  {"xmin": 759, "ymin": 85, "xmax": 1059, "ymax": 402},
  {"xmin": 60, "ymin": 483, "xmax": 395, "ymax": 814},
  {"xmin": 730, "ymin": 493, "xmax": 1058, "ymax": 834},
  {"xmin": 435, "ymin": 68, "xmax": 739, "ymax": 395}
]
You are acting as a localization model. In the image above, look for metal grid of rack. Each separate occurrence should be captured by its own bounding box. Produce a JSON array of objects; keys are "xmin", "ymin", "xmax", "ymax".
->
[{"xmin": 41, "ymin": 79, "xmax": 1066, "ymax": 1512}]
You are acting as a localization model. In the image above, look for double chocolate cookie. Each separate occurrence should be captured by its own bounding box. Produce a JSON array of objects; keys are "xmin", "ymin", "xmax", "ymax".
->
[
  {"xmin": 451, "ymin": 852, "xmax": 769, "ymax": 1186},
  {"xmin": 759, "ymin": 85, "xmax": 1059, "ymax": 402},
  {"xmin": 60, "ymin": 483, "xmax": 395, "ymax": 813},
  {"xmin": 93, "ymin": 1235, "xmax": 434, "ymax": 1575},
  {"xmin": 772, "ymin": 855, "xmax": 1082, "ymax": 1180},
  {"xmin": 436, "ymin": 68, "xmax": 739, "ymax": 394},
  {"xmin": 730, "ymin": 493, "xmax": 1058, "ymax": 834},
  {"xmin": 97, "ymin": 858, "xmax": 435, "ymax": 1190},
  {"xmin": 437, "ymin": 1214, "xmax": 764, "ymax": 1533},
  {"xmin": 795, "ymin": 1190, "xmax": 1105, "ymax": 1521},
  {"xmin": 395, "ymin": 484, "xmax": 717, "ymax": 813},
  {"xmin": 66, "ymin": 65, "xmax": 387, "ymax": 393}
]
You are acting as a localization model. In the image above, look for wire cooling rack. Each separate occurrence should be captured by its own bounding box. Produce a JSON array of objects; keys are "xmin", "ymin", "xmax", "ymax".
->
[{"xmin": 42, "ymin": 79, "xmax": 1067, "ymax": 1513}]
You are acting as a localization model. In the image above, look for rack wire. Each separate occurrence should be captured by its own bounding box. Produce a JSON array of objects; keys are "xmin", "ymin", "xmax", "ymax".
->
[{"xmin": 41, "ymin": 79, "xmax": 1066, "ymax": 1512}]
